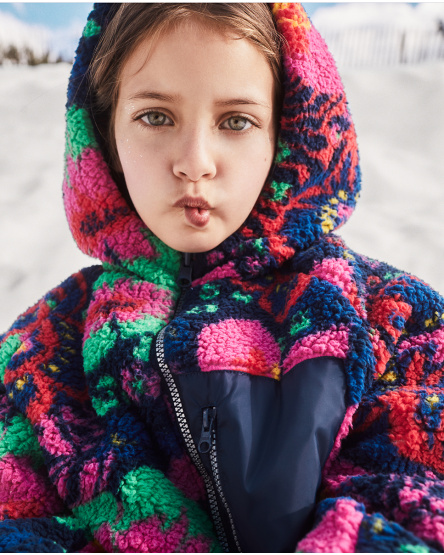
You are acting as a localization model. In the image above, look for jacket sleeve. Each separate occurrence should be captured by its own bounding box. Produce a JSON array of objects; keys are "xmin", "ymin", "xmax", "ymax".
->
[
  {"xmin": 0, "ymin": 327, "xmax": 66, "ymax": 522},
  {"xmin": 0, "ymin": 267, "xmax": 104, "ymax": 551},
  {"xmin": 0, "ymin": 266, "xmax": 220, "ymax": 553},
  {"xmin": 297, "ymin": 270, "xmax": 444, "ymax": 553},
  {"xmin": 0, "ymin": 319, "xmax": 85, "ymax": 551}
]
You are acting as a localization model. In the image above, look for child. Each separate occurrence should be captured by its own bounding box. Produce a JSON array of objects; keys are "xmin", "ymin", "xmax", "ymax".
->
[{"xmin": 0, "ymin": 3, "xmax": 443, "ymax": 552}]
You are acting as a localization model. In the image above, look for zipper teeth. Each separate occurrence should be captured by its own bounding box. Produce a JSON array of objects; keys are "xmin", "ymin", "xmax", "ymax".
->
[
  {"xmin": 155, "ymin": 328, "xmax": 230, "ymax": 552},
  {"xmin": 210, "ymin": 428, "xmax": 242, "ymax": 553},
  {"xmin": 173, "ymin": 286, "xmax": 188, "ymax": 317}
]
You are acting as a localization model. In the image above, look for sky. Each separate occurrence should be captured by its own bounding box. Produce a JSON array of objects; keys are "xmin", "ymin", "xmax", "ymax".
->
[
  {"xmin": 0, "ymin": 2, "xmax": 93, "ymax": 28},
  {"xmin": 0, "ymin": 2, "xmax": 335, "ymax": 29}
]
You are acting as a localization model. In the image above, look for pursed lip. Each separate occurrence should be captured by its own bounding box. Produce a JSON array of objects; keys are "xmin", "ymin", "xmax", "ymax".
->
[{"xmin": 173, "ymin": 195, "xmax": 213, "ymax": 210}]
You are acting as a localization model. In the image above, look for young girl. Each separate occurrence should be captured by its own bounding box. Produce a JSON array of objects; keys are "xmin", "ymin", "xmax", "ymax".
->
[{"xmin": 0, "ymin": 3, "xmax": 443, "ymax": 552}]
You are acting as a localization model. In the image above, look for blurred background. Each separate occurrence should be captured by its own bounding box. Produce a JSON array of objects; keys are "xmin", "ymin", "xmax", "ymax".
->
[{"xmin": 1, "ymin": 3, "xmax": 444, "ymax": 331}]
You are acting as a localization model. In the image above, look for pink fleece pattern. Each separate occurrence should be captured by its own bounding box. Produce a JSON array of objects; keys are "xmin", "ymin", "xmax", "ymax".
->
[
  {"xmin": 84, "ymin": 279, "xmax": 174, "ymax": 337},
  {"xmin": 96, "ymin": 514, "xmax": 213, "ymax": 553},
  {"xmin": 77, "ymin": 454, "xmax": 117, "ymax": 506},
  {"xmin": 311, "ymin": 258, "xmax": 365, "ymax": 317},
  {"xmin": 78, "ymin": 459, "xmax": 101, "ymax": 503},
  {"xmin": 0, "ymin": 454, "xmax": 64, "ymax": 519},
  {"xmin": 197, "ymin": 319, "xmax": 281, "ymax": 378},
  {"xmin": 392, "ymin": 479, "xmax": 444, "ymax": 546},
  {"xmin": 337, "ymin": 203, "xmax": 354, "ymax": 223},
  {"xmin": 399, "ymin": 327, "xmax": 444, "ymax": 365},
  {"xmin": 298, "ymin": 27, "xmax": 344, "ymax": 96},
  {"xmin": 77, "ymin": 452, "xmax": 116, "ymax": 504},
  {"xmin": 410, "ymin": 514, "xmax": 444, "ymax": 547},
  {"xmin": 64, "ymin": 149, "xmax": 155, "ymax": 263},
  {"xmin": 168, "ymin": 456, "xmax": 207, "ymax": 503},
  {"xmin": 192, "ymin": 261, "xmax": 240, "ymax": 287},
  {"xmin": 283, "ymin": 325, "xmax": 349, "ymax": 373},
  {"xmin": 296, "ymin": 498, "xmax": 363, "ymax": 553},
  {"xmin": 322, "ymin": 404, "xmax": 361, "ymax": 478},
  {"xmin": 39, "ymin": 414, "xmax": 74, "ymax": 456},
  {"xmin": 273, "ymin": 4, "xmax": 344, "ymax": 96}
]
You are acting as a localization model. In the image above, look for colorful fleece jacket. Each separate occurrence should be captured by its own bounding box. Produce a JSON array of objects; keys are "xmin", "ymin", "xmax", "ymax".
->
[{"xmin": 1, "ymin": 3, "xmax": 444, "ymax": 553}]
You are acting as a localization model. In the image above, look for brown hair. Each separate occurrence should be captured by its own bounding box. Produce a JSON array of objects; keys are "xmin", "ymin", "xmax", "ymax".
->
[{"xmin": 89, "ymin": 3, "xmax": 284, "ymax": 178}]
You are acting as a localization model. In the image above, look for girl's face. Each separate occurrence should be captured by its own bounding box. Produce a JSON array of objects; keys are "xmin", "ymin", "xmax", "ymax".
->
[{"xmin": 114, "ymin": 19, "xmax": 276, "ymax": 253}]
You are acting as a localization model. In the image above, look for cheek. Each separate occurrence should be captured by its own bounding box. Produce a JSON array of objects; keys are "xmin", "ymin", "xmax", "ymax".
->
[
  {"xmin": 239, "ymin": 138, "xmax": 274, "ymax": 190},
  {"xmin": 116, "ymin": 136, "xmax": 161, "ymax": 191},
  {"xmin": 227, "ymin": 157, "xmax": 272, "ymax": 216},
  {"xmin": 250, "ymin": 142, "xmax": 275, "ymax": 204},
  {"xmin": 115, "ymin": 125, "xmax": 136, "ymax": 174}
]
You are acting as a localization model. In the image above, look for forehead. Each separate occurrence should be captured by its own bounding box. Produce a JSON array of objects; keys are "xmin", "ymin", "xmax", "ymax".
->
[{"xmin": 118, "ymin": 19, "xmax": 274, "ymax": 103}]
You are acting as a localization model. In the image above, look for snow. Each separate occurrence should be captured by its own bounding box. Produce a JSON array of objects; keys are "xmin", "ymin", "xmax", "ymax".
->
[
  {"xmin": 312, "ymin": 3, "xmax": 444, "ymax": 32},
  {"xmin": 0, "ymin": 64, "xmax": 94, "ymax": 331},
  {"xmin": 0, "ymin": 59, "xmax": 443, "ymax": 333},
  {"xmin": 338, "ymin": 61, "xmax": 444, "ymax": 293}
]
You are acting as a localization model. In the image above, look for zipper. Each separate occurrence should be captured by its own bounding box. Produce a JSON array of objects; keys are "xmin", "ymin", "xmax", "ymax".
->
[
  {"xmin": 173, "ymin": 252, "xmax": 192, "ymax": 317},
  {"xmin": 157, "ymin": 252, "xmax": 242, "ymax": 551},
  {"xmin": 155, "ymin": 328, "xmax": 231, "ymax": 551},
  {"xmin": 198, "ymin": 407, "xmax": 242, "ymax": 553}
]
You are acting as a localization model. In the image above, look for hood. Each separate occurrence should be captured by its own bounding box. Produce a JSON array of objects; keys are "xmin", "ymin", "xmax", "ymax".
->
[{"xmin": 63, "ymin": 3, "xmax": 360, "ymax": 281}]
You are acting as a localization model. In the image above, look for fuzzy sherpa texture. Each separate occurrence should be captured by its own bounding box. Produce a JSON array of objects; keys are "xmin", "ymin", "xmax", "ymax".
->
[{"xmin": 0, "ymin": 2, "xmax": 443, "ymax": 552}]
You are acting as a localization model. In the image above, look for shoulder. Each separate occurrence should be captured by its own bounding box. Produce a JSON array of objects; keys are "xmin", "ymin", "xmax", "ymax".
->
[
  {"xmin": 286, "ymin": 234, "xmax": 443, "ymax": 309},
  {"xmin": 0, "ymin": 265, "xmax": 103, "ymax": 383},
  {"xmin": 279, "ymin": 235, "xmax": 444, "ymax": 393}
]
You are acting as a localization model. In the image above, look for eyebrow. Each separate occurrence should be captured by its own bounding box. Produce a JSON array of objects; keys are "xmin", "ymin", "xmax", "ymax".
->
[
  {"xmin": 129, "ymin": 91, "xmax": 270, "ymax": 109},
  {"xmin": 215, "ymin": 97, "xmax": 270, "ymax": 109},
  {"xmin": 129, "ymin": 91, "xmax": 179, "ymax": 103}
]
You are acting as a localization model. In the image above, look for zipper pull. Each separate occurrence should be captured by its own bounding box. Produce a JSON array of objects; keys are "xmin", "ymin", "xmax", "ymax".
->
[
  {"xmin": 198, "ymin": 407, "xmax": 216, "ymax": 454},
  {"xmin": 178, "ymin": 252, "xmax": 192, "ymax": 288}
]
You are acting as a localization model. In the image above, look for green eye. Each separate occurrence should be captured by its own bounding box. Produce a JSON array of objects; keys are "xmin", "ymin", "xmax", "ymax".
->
[
  {"xmin": 142, "ymin": 112, "xmax": 168, "ymax": 126},
  {"xmin": 227, "ymin": 116, "xmax": 250, "ymax": 131}
]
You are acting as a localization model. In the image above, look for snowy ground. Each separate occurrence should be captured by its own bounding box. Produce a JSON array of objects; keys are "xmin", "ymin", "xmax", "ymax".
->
[{"xmin": 0, "ymin": 61, "xmax": 443, "ymax": 333}]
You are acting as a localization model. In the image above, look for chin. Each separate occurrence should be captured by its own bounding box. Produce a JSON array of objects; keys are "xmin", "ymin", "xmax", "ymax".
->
[
  {"xmin": 168, "ymin": 234, "xmax": 225, "ymax": 254},
  {"xmin": 174, "ymin": 242, "xmax": 221, "ymax": 254}
]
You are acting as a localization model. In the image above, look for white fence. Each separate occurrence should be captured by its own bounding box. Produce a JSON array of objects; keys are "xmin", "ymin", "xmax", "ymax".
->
[{"xmin": 320, "ymin": 25, "xmax": 444, "ymax": 68}]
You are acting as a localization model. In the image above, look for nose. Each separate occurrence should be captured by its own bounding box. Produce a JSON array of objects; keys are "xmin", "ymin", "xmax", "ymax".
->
[{"xmin": 172, "ymin": 126, "xmax": 217, "ymax": 183}]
